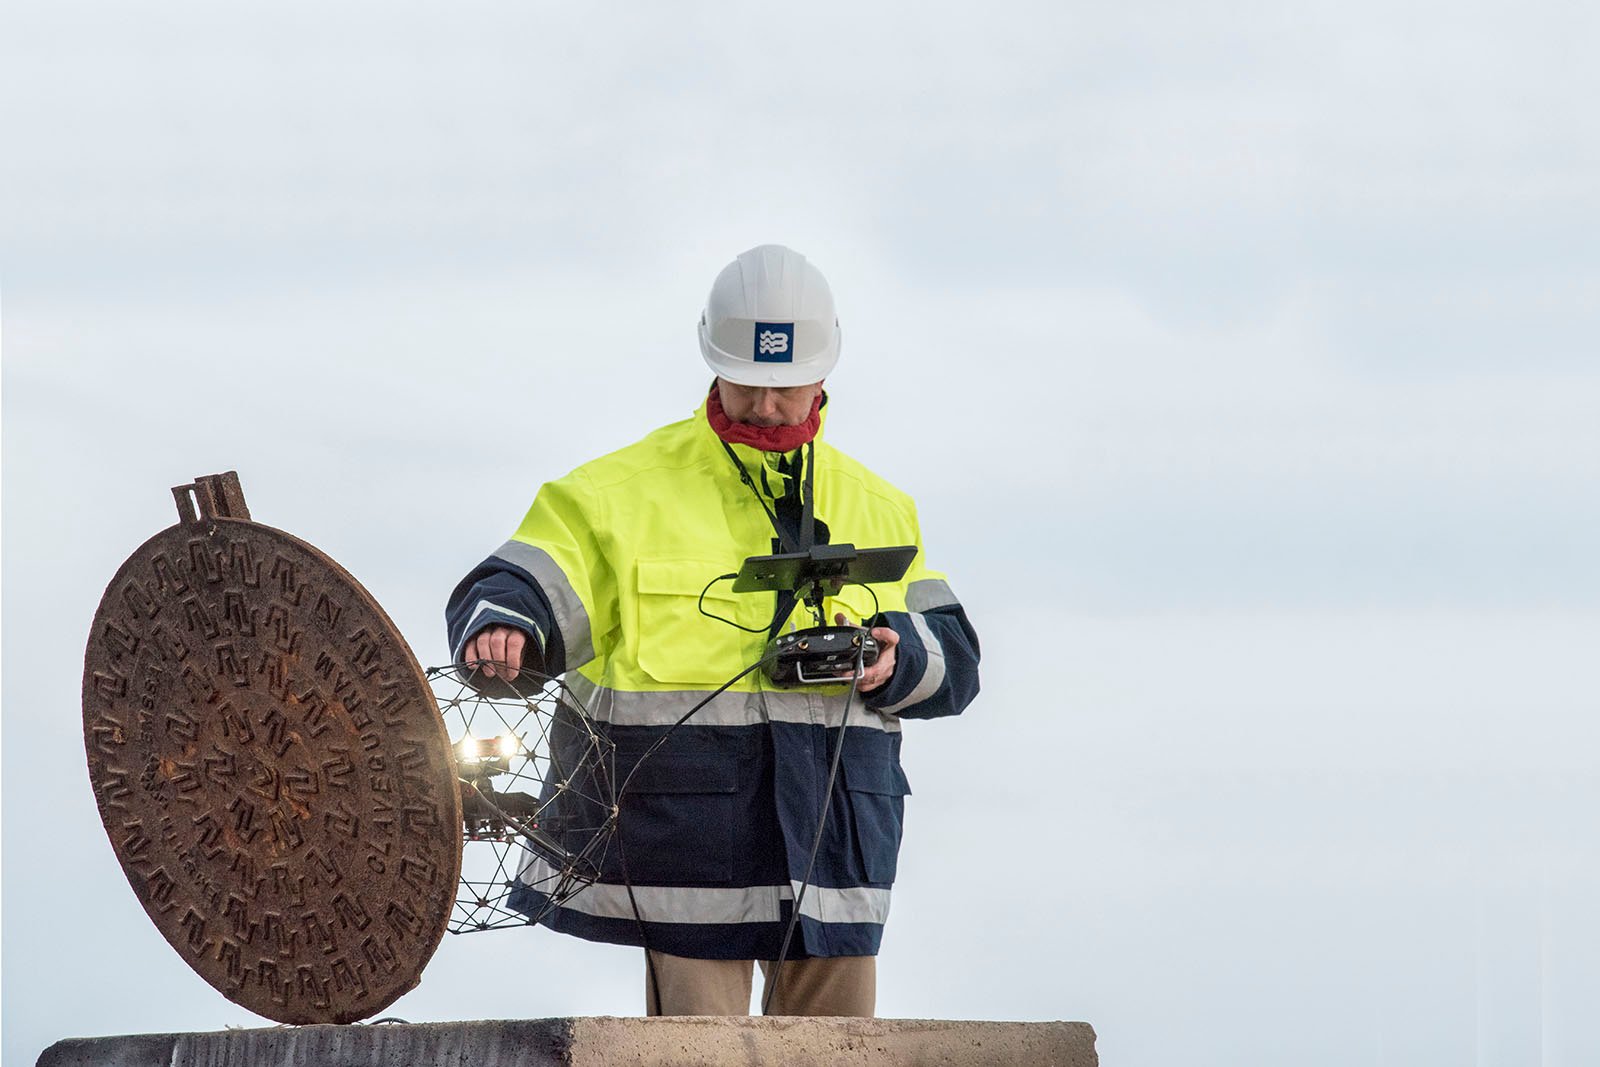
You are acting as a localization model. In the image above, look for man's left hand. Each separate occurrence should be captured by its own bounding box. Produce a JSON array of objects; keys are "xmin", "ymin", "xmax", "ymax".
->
[{"xmin": 836, "ymin": 612, "xmax": 898, "ymax": 693}]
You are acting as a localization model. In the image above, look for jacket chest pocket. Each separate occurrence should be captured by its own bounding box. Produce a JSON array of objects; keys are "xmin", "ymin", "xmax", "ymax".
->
[{"xmin": 632, "ymin": 558, "xmax": 770, "ymax": 685}]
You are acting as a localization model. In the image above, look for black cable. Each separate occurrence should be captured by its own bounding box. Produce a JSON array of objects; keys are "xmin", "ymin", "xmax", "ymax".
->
[
  {"xmin": 482, "ymin": 613, "xmax": 871, "ymax": 1014},
  {"xmin": 453, "ymin": 652, "xmax": 770, "ymax": 1012},
  {"xmin": 760, "ymin": 646, "xmax": 865, "ymax": 1016},
  {"xmin": 636, "ymin": 581, "xmax": 879, "ymax": 1013},
  {"xmin": 618, "ymin": 816, "xmax": 662, "ymax": 1015},
  {"xmin": 697, "ymin": 573, "xmax": 773, "ymax": 633},
  {"xmin": 842, "ymin": 580, "xmax": 881, "ymax": 624},
  {"xmin": 615, "ymin": 652, "xmax": 775, "ymax": 801},
  {"xmin": 613, "ymin": 639, "xmax": 782, "ymax": 1017}
]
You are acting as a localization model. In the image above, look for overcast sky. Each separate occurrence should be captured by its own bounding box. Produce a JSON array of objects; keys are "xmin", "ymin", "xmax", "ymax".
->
[{"xmin": 4, "ymin": 2, "xmax": 1598, "ymax": 1065}]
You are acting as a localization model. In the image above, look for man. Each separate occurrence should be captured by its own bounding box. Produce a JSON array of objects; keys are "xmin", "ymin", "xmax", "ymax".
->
[{"xmin": 445, "ymin": 244, "xmax": 980, "ymax": 1017}]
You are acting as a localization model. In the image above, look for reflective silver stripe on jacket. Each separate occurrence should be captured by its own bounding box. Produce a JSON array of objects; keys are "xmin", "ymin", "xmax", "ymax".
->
[
  {"xmin": 518, "ymin": 855, "xmax": 893, "ymax": 926},
  {"xmin": 905, "ymin": 577, "xmax": 959, "ymax": 613},
  {"xmin": 879, "ymin": 613, "xmax": 946, "ymax": 715},
  {"xmin": 494, "ymin": 539, "xmax": 595, "ymax": 667},
  {"xmin": 789, "ymin": 880, "xmax": 892, "ymax": 924},
  {"xmin": 565, "ymin": 675, "xmax": 901, "ymax": 733}
]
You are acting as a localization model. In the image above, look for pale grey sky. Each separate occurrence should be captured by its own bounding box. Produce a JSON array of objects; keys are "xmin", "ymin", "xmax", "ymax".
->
[{"xmin": 4, "ymin": 2, "xmax": 1598, "ymax": 1065}]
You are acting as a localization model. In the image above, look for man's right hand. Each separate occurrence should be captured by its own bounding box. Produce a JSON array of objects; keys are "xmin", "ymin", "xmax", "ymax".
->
[{"xmin": 464, "ymin": 624, "xmax": 527, "ymax": 681}]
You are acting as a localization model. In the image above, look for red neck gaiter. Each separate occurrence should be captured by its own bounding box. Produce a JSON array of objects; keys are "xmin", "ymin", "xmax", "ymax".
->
[{"xmin": 705, "ymin": 381, "xmax": 824, "ymax": 452}]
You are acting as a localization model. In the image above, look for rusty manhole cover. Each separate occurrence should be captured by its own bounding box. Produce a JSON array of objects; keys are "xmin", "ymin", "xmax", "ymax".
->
[{"xmin": 82, "ymin": 474, "xmax": 462, "ymax": 1024}]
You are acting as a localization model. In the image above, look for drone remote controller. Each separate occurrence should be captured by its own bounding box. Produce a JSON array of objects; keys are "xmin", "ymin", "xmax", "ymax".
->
[{"xmin": 766, "ymin": 624, "xmax": 879, "ymax": 687}]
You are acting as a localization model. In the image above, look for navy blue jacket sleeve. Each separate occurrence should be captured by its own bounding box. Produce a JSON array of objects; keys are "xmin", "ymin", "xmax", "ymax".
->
[
  {"xmin": 862, "ymin": 603, "xmax": 980, "ymax": 719},
  {"xmin": 444, "ymin": 554, "xmax": 564, "ymax": 676}
]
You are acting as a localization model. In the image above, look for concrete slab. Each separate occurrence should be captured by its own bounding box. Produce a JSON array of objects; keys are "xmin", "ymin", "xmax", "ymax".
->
[{"xmin": 38, "ymin": 1017, "xmax": 1097, "ymax": 1067}]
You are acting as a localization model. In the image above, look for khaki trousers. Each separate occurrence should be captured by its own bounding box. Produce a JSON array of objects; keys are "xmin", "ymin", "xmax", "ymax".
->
[{"xmin": 645, "ymin": 950, "xmax": 876, "ymax": 1017}]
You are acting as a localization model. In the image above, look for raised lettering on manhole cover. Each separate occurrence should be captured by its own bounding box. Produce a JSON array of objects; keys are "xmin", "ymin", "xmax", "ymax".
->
[{"xmin": 82, "ymin": 475, "xmax": 461, "ymax": 1024}]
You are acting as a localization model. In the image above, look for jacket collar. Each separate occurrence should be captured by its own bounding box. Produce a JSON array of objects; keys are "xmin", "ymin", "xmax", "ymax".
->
[
  {"xmin": 694, "ymin": 390, "xmax": 830, "ymax": 450},
  {"xmin": 695, "ymin": 390, "xmax": 829, "ymax": 497}
]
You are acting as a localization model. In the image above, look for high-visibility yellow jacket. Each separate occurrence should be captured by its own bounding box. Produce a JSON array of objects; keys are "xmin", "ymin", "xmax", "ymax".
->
[{"xmin": 446, "ymin": 396, "xmax": 980, "ymax": 958}]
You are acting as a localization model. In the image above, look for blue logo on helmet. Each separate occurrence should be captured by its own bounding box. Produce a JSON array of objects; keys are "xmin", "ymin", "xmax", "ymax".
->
[{"xmin": 753, "ymin": 322, "xmax": 794, "ymax": 363}]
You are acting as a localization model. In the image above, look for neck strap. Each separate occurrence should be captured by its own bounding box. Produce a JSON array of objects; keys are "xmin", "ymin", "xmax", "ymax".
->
[{"xmin": 720, "ymin": 439, "xmax": 816, "ymax": 554}]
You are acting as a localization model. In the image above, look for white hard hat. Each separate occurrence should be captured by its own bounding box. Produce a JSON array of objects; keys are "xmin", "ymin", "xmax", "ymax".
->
[{"xmin": 698, "ymin": 244, "xmax": 841, "ymax": 386}]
